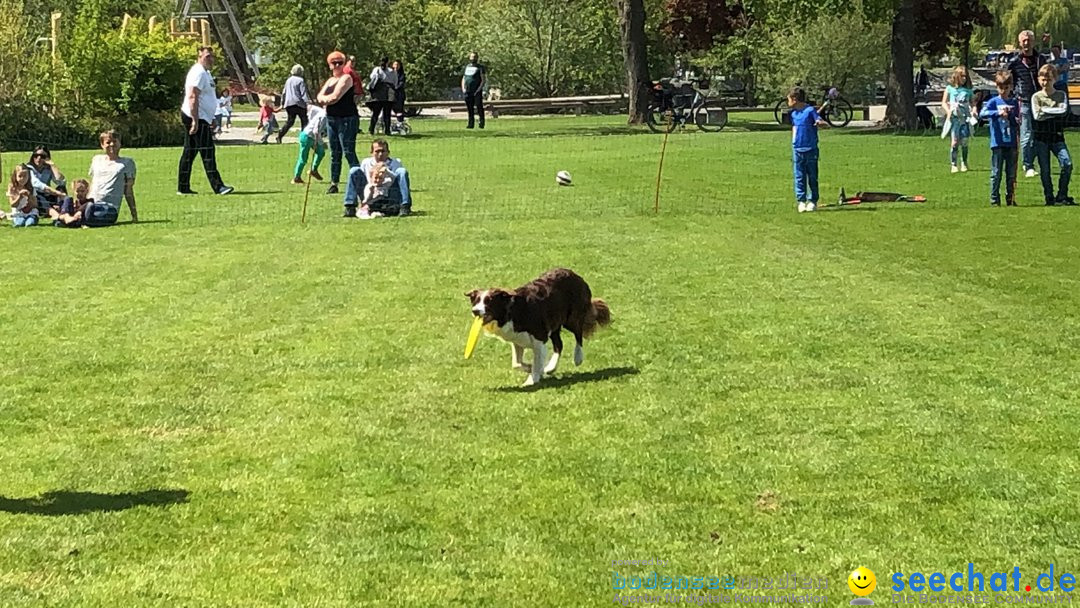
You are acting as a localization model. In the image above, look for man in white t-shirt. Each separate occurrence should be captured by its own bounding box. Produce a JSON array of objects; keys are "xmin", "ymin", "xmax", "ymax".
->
[{"xmin": 178, "ymin": 46, "xmax": 234, "ymax": 196}]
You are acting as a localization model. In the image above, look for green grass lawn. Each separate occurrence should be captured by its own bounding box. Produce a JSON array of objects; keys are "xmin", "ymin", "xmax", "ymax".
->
[{"xmin": 3, "ymin": 116, "xmax": 1080, "ymax": 606}]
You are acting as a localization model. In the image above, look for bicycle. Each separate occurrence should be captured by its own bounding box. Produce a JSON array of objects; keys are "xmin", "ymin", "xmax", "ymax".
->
[
  {"xmin": 645, "ymin": 77, "xmax": 728, "ymax": 133},
  {"xmin": 773, "ymin": 86, "xmax": 854, "ymax": 127}
]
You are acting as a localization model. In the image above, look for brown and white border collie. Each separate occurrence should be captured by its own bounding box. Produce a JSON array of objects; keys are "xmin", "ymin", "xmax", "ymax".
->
[{"xmin": 466, "ymin": 268, "xmax": 611, "ymax": 386}]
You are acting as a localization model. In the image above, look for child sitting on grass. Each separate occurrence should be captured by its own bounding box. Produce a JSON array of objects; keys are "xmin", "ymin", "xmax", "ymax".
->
[
  {"xmin": 1031, "ymin": 64, "xmax": 1075, "ymax": 206},
  {"xmin": 358, "ymin": 161, "xmax": 393, "ymax": 219},
  {"xmin": 7, "ymin": 164, "xmax": 38, "ymax": 227},
  {"xmin": 258, "ymin": 96, "xmax": 280, "ymax": 144},
  {"xmin": 50, "ymin": 178, "xmax": 91, "ymax": 227},
  {"xmin": 979, "ymin": 70, "xmax": 1020, "ymax": 206}
]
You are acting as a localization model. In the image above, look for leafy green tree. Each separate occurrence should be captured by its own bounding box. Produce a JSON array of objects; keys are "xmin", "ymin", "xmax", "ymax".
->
[
  {"xmin": 455, "ymin": 0, "xmax": 623, "ymax": 98},
  {"xmin": 753, "ymin": 12, "xmax": 889, "ymax": 102},
  {"xmin": 378, "ymin": 0, "xmax": 461, "ymax": 100},
  {"xmin": 246, "ymin": 0, "xmax": 379, "ymax": 96},
  {"xmin": 999, "ymin": 0, "xmax": 1080, "ymax": 50}
]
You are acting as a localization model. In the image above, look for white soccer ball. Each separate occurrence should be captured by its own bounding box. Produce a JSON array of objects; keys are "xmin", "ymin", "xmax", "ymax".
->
[{"xmin": 556, "ymin": 170, "xmax": 572, "ymax": 186}]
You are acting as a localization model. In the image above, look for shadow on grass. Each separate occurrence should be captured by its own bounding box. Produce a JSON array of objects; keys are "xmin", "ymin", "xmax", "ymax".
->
[
  {"xmin": 495, "ymin": 366, "xmax": 640, "ymax": 392},
  {"xmin": 832, "ymin": 125, "xmax": 948, "ymax": 138},
  {"xmin": 455, "ymin": 124, "xmax": 669, "ymax": 139},
  {"xmin": 817, "ymin": 204, "xmax": 879, "ymax": 212},
  {"xmin": 225, "ymin": 190, "xmax": 285, "ymax": 196},
  {"xmin": 0, "ymin": 489, "xmax": 189, "ymax": 516}
]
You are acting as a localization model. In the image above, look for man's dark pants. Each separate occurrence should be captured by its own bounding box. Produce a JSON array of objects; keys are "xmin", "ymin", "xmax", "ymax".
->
[
  {"xmin": 465, "ymin": 91, "xmax": 485, "ymax": 128},
  {"xmin": 178, "ymin": 114, "xmax": 226, "ymax": 193}
]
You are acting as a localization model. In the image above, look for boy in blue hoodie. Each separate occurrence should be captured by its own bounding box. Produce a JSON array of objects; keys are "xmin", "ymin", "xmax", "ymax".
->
[{"xmin": 979, "ymin": 70, "xmax": 1021, "ymax": 206}]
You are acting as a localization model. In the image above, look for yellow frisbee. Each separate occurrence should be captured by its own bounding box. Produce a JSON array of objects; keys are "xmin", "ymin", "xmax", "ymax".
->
[
  {"xmin": 464, "ymin": 317, "xmax": 498, "ymax": 359},
  {"xmin": 464, "ymin": 317, "xmax": 484, "ymax": 359}
]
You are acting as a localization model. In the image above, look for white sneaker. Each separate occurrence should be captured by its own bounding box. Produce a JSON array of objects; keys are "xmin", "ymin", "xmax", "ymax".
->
[
  {"xmin": 960, "ymin": 163, "xmax": 968, "ymax": 172},
  {"xmin": 805, "ymin": 202, "xmax": 816, "ymax": 212},
  {"xmin": 951, "ymin": 165, "xmax": 959, "ymax": 173},
  {"xmin": 797, "ymin": 202, "xmax": 807, "ymax": 213},
  {"xmin": 1026, "ymin": 168, "xmax": 1037, "ymax": 178}
]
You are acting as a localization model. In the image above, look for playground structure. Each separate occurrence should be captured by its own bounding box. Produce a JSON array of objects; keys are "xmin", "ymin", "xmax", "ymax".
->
[
  {"xmin": 40, "ymin": 6, "xmax": 262, "ymax": 104},
  {"xmin": 174, "ymin": 0, "xmax": 261, "ymax": 103}
]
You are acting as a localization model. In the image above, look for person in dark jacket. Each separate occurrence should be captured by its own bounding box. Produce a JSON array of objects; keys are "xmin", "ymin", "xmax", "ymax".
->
[{"xmin": 1008, "ymin": 29, "xmax": 1050, "ymax": 177}]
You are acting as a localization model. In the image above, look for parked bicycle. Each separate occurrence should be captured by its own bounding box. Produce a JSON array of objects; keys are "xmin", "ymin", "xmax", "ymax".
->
[
  {"xmin": 773, "ymin": 86, "xmax": 854, "ymax": 127},
  {"xmin": 646, "ymin": 77, "xmax": 728, "ymax": 133}
]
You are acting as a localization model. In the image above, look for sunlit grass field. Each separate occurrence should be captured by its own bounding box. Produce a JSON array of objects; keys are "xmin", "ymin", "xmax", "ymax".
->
[{"xmin": 3, "ymin": 115, "xmax": 1080, "ymax": 606}]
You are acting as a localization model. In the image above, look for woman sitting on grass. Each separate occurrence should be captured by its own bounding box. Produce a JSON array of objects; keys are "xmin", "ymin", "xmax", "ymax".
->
[
  {"xmin": 27, "ymin": 145, "xmax": 67, "ymax": 214},
  {"xmin": 8, "ymin": 164, "xmax": 38, "ymax": 227}
]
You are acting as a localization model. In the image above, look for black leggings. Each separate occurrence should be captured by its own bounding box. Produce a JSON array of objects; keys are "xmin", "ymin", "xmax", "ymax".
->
[
  {"xmin": 278, "ymin": 105, "xmax": 308, "ymax": 139},
  {"xmin": 368, "ymin": 101, "xmax": 392, "ymax": 135}
]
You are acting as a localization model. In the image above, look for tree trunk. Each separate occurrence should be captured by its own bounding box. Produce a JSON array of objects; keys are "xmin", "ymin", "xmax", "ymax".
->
[
  {"xmin": 614, "ymin": 0, "xmax": 650, "ymax": 124},
  {"xmin": 962, "ymin": 31, "xmax": 971, "ymax": 75},
  {"xmin": 884, "ymin": 0, "xmax": 916, "ymax": 129},
  {"xmin": 742, "ymin": 50, "xmax": 755, "ymax": 107}
]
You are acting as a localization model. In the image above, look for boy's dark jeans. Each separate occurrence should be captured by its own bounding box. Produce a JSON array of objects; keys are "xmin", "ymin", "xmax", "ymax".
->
[
  {"xmin": 990, "ymin": 146, "xmax": 1018, "ymax": 205},
  {"xmin": 1034, "ymin": 139, "xmax": 1073, "ymax": 202}
]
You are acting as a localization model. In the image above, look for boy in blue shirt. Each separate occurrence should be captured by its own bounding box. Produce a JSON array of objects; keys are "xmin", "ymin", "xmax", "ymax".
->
[
  {"xmin": 787, "ymin": 86, "xmax": 829, "ymax": 212},
  {"xmin": 979, "ymin": 71, "xmax": 1021, "ymax": 206}
]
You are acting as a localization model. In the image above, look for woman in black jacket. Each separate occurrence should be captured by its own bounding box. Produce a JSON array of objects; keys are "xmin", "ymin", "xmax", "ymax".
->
[{"xmin": 391, "ymin": 60, "xmax": 407, "ymax": 130}]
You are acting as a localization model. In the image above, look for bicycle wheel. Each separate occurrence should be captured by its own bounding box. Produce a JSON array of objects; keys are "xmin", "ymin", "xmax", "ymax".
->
[
  {"xmin": 694, "ymin": 100, "xmax": 727, "ymax": 132},
  {"xmin": 773, "ymin": 99, "xmax": 787, "ymax": 125},
  {"xmin": 646, "ymin": 102, "xmax": 676, "ymax": 133},
  {"xmin": 824, "ymin": 97, "xmax": 854, "ymax": 127}
]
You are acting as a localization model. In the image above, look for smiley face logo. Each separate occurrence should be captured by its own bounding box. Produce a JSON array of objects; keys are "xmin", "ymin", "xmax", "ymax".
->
[{"xmin": 848, "ymin": 567, "xmax": 877, "ymax": 604}]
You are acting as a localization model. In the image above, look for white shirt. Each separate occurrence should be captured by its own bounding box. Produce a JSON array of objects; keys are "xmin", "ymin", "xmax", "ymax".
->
[
  {"xmin": 182, "ymin": 63, "xmax": 217, "ymax": 123},
  {"xmin": 359, "ymin": 156, "xmax": 404, "ymax": 176},
  {"xmin": 303, "ymin": 105, "xmax": 327, "ymax": 138},
  {"xmin": 88, "ymin": 155, "xmax": 137, "ymax": 207}
]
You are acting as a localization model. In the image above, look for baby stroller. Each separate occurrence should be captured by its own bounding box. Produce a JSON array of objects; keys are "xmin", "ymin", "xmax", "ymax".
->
[{"xmin": 388, "ymin": 114, "xmax": 412, "ymax": 136}]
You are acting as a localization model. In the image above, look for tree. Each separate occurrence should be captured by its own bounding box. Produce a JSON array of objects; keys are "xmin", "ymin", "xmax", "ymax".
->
[
  {"xmin": 615, "ymin": 0, "xmax": 651, "ymax": 123},
  {"xmin": 976, "ymin": 0, "xmax": 1079, "ymax": 51},
  {"xmin": 661, "ymin": 0, "xmax": 748, "ymax": 51},
  {"xmin": 913, "ymin": 0, "xmax": 993, "ymax": 71},
  {"xmin": 246, "ymin": 0, "xmax": 379, "ymax": 97},
  {"xmin": 380, "ymin": 0, "xmax": 460, "ymax": 101},
  {"xmin": 455, "ymin": 0, "xmax": 622, "ymax": 98},
  {"xmin": 754, "ymin": 12, "xmax": 889, "ymax": 103},
  {"xmin": 999, "ymin": 0, "xmax": 1080, "ymax": 51},
  {"xmin": 884, "ymin": 0, "xmax": 917, "ymax": 128}
]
